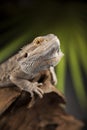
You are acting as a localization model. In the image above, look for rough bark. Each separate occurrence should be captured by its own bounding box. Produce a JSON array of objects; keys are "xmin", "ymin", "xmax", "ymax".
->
[{"xmin": 0, "ymin": 72, "xmax": 83, "ymax": 130}]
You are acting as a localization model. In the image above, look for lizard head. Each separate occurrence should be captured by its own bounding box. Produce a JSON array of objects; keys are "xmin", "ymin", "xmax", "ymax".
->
[{"xmin": 17, "ymin": 34, "xmax": 64, "ymax": 78}]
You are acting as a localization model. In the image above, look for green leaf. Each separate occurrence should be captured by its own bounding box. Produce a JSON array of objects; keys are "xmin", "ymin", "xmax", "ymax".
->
[
  {"xmin": 69, "ymin": 42, "xmax": 87, "ymax": 108},
  {"xmin": 56, "ymin": 57, "xmax": 66, "ymax": 94}
]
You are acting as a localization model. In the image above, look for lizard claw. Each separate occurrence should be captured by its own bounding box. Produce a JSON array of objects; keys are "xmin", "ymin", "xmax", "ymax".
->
[
  {"xmin": 29, "ymin": 82, "xmax": 44, "ymax": 98},
  {"xmin": 30, "ymin": 91, "xmax": 34, "ymax": 98},
  {"xmin": 34, "ymin": 86, "xmax": 44, "ymax": 98}
]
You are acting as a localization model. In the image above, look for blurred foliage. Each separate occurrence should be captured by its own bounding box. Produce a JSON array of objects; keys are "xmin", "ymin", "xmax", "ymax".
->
[{"xmin": 0, "ymin": 0, "xmax": 87, "ymax": 109}]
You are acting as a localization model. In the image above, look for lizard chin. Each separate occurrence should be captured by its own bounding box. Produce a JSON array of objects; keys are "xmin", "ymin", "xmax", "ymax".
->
[{"xmin": 48, "ymin": 50, "xmax": 64, "ymax": 67}]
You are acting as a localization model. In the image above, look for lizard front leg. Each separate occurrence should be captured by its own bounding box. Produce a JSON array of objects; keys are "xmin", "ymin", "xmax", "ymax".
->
[
  {"xmin": 49, "ymin": 66, "xmax": 57, "ymax": 85},
  {"xmin": 10, "ymin": 69, "xmax": 44, "ymax": 98}
]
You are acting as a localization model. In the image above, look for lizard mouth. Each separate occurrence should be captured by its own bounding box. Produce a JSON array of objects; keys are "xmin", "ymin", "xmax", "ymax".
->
[
  {"xmin": 43, "ymin": 50, "xmax": 64, "ymax": 67},
  {"xmin": 39, "ymin": 35, "xmax": 64, "ymax": 67},
  {"xmin": 52, "ymin": 50, "xmax": 64, "ymax": 63}
]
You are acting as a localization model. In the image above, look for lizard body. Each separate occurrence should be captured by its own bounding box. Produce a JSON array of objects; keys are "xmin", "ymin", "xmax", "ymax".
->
[{"xmin": 0, "ymin": 34, "xmax": 64, "ymax": 98}]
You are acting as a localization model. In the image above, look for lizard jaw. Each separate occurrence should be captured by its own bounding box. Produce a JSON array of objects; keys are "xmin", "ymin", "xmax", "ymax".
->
[
  {"xmin": 52, "ymin": 50, "xmax": 64, "ymax": 66},
  {"xmin": 43, "ymin": 50, "xmax": 64, "ymax": 67}
]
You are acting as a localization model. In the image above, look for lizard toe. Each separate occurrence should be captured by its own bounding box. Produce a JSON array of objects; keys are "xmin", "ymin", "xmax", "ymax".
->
[
  {"xmin": 34, "ymin": 89, "xmax": 43, "ymax": 98},
  {"xmin": 34, "ymin": 87, "xmax": 44, "ymax": 98},
  {"xmin": 30, "ymin": 91, "xmax": 34, "ymax": 98}
]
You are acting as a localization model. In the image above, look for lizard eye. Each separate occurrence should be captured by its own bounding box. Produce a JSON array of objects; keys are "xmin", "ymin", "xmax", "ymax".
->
[
  {"xmin": 36, "ymin": 40, "xmax": 41, "ymax": 45},
  {"xmin": 34, "ymin": 37, "xmax": 44, "ymax": 45},
  {"xmin": 24, "ymin": 53, "xmax": 28, "ymax": 58}
]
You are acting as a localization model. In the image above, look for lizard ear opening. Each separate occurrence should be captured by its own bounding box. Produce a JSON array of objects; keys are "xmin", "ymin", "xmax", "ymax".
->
[
  {"xmin": 24, "ymin": 53, "xmax": 28, "ymax": 58},
  {"xmin": 17, "ymin": 53, "xmax": 28, "ymax": 61}
]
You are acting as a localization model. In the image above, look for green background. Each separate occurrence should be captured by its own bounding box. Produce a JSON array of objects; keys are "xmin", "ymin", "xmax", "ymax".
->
[{"xmin": 0, "ymin": 0, "xmax": 87, "ymax": 126}]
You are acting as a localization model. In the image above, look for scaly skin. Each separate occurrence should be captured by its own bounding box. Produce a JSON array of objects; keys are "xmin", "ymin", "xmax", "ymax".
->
[{"xmin": 0, "ymin": 34, "xmax": 64, "ymax": 98}]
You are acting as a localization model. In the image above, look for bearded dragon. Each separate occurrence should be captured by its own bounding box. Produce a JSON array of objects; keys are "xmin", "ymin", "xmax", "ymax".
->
[{"xmin": 0, "ymin": 34, "xmax": 64, "ymax": 98}]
